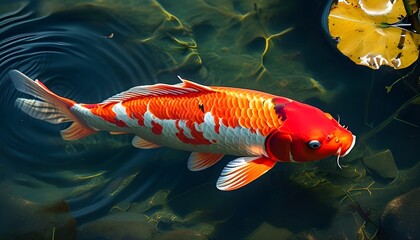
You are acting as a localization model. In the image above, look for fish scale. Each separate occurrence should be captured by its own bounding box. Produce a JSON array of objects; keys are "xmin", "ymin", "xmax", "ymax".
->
[
  {"xmin": 10, "ymin": 70, "xmax": 355, "ymax": 191},
  {"xmin": 79, "ymin": 88, "xmax": 284, "ymax": 157},
  {"xmin": 117, "ymin": 89, "xmax": 284, "ymax": 137}
]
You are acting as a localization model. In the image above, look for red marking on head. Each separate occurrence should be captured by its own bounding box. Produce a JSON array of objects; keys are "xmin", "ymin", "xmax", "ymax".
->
[
  {"xmin": 273, "ymin": 102, "xmax": 288, "ymax": 121},
  {"xmin": 151, "ymin": 121, "xmax": 163, "ymax": 135},
  {"xmin": 275, "ymin": 101, "xmax": 355, "ymax": 162}
]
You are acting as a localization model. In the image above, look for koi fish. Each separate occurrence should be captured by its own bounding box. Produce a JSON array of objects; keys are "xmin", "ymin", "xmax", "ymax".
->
[{"xmin": 9, "ymin": 70, "xmax": 355, "ymax": 191}]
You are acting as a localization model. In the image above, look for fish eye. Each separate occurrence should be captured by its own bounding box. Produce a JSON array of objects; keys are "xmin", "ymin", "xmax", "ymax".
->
[{"xmin": 308, "ymin": 140, "xmax": 321, "ymax": 149}]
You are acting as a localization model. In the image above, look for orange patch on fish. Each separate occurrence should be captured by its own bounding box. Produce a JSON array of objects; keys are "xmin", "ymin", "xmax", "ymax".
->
[
  {"xmin": 93, "ymin": 87, "xmax": 284, "ymax": 138},
  {"xmin": 90, "ymin": 102, "xmax": 127, "ymax": 127},
  {"xmin": 121, "ymin": 100, "xmax": 147, "ymax": 126}
]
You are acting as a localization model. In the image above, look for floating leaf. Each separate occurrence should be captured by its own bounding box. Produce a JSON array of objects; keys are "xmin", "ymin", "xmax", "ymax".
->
[{"xmin": 327, "ymin": 0, "xmax": 420, "ymax": 69}]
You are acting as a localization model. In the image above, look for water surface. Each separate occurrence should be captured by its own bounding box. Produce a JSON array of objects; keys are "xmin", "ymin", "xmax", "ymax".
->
[{"xmin": 1, "ymin": 1, "xmax": 419, "ymax": 239}]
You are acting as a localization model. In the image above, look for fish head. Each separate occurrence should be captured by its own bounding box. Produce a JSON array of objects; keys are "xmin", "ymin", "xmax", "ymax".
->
[{"xmin": 266, "ymin": 100, "xmax": 356, "ymax": 163}]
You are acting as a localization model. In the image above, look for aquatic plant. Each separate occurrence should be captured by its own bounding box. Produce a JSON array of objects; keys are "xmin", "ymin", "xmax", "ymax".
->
[
  {"xmin": 2, "ymin": 1, "xmax": 419, "ymax": 239},
  {"xmin": 98, "ymin": 0, "xmax": 336, "ymax": 101},
  {"xmin": 359, "ymin": 93, "xmax": 420, "ymax": 145},
  {"xmin": 109, "ymin": 189, "xmax": 214, "ymax": 238}
]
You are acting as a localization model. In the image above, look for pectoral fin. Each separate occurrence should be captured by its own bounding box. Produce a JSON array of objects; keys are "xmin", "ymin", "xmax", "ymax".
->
[
  {"xmin": 132, "ymin": 136, "xmax": 160, "ymax": 149},
  {"xmin": 188, "ymin": 152, "xmax": 225, "ymax": 171},
  {"xmin": 216, "ymin": 156, "xmax": 276, "ymax": 191}
]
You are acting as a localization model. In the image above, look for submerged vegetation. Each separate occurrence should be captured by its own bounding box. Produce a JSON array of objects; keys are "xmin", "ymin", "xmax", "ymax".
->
[
  {"xmin": 86, "ymin": 0, "xmax": 337, "ymax": 101},
  {"xmin": 1, "ymin": 0, "xmax": 419, "ymax": 239}
]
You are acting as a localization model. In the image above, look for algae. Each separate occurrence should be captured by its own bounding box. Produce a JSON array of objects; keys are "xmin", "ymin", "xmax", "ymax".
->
[{"xmin": 36, "ymin": 0, "xmax": 338, "ymax": 102}]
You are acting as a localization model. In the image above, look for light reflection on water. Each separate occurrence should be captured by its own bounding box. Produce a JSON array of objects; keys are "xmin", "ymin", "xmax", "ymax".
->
[{"xmin": 1, "ymin": 0, "xmax": 420, "ymax": 239}]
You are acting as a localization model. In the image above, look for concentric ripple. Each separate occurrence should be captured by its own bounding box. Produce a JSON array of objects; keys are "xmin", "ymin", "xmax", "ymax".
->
[{"xmin": 0, "ymin": 1, "xmax": 170, "ymax": 221}]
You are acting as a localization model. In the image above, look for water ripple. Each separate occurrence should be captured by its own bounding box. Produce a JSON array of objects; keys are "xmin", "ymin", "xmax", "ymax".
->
[{"xmin": 0, "ymin": 1, "xmax": 163, "ymax": 220}]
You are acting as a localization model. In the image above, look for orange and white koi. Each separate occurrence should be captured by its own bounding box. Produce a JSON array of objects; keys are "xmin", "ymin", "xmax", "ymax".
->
[{"xmin": 10, "ymin": 70, "xmax": 355, "ymax": 191}]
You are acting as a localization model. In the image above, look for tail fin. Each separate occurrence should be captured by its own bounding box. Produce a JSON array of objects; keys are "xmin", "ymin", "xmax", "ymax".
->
[{"xmin": 9, "ymin": 70, "xmax": 95, "ymax": 140}]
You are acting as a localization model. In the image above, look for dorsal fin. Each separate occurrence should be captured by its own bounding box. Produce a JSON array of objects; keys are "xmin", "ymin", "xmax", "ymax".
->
[
  {"xmin": 102, "ymin": 77, "xmax": 213, "ymax": 103},
  {"xmin": 177, "ymin": 76, "xmax": 213, "ymax": 92}
]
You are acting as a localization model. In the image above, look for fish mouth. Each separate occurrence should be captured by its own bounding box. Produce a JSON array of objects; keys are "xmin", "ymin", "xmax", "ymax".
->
[
  {"xmin": 335, "ymin": 135, "xmax": 356, "ymax": 169},
  {"xmin": 340, "ymin": 135, "xmax": 356, "ymax": 157}
]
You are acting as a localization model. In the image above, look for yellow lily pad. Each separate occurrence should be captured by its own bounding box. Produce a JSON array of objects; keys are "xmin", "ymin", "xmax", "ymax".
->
[{"xmin": 328, "ymin": 0, "xmax": 420, "ymax": 69}]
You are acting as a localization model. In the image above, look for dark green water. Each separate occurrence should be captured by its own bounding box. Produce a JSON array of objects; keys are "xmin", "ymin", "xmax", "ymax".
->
[{"xmin": 0, "ymin": 1, "xmax": 419, "ymax": 239}]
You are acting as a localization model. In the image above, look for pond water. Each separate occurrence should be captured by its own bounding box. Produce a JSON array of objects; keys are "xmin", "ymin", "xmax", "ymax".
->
[{"xmin": 0, "ymin": 1, "xmax": 419, "ymax": 239}]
